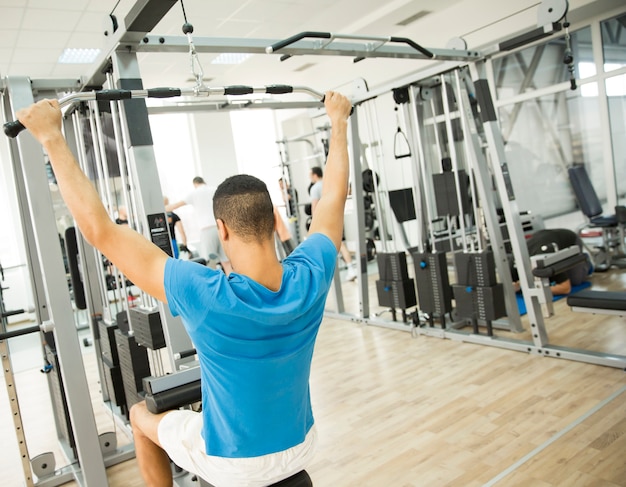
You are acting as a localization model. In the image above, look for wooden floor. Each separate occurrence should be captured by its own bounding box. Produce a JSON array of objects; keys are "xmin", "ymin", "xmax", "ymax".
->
[{"xmin": 1, "ymin": 266, "xmax": 625, "ymax": 486}]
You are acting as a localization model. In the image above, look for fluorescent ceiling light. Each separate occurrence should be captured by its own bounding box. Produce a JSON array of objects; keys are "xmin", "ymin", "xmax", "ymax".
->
[
  {"xmin": 58, "ymin": 48, "xmax": 100, "ymax": 64},
  {"xmin": 211, "ymin": 53, "xmax": 252, "ymax": 65}
]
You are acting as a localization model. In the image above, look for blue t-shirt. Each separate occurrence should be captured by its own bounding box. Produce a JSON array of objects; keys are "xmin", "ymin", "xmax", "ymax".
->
[{"xmin": 164, "ymin": 232, "xmax": 337, "ymax": 458}]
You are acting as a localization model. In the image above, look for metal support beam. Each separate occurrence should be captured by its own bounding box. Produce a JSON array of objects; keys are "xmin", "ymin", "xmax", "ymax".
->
[
  {"xmin": 4, "ymin": 76, "xmax": 108, "ymax": 486},
  {"xmin": 455, "ymin": 69, "xmax": 525, "ymax": 333},
  {"xmin": 137, "ymin": 35, "xmax": 481, "ymax": 62},
  {"xmin": 349, "ymin": 109, "xmax": 367, "ymax": 318},
  {"xmin": 467, "ymin": 65, "xmax": 545, "ymax": 341},
  {"xmin": 109, "ymin": 50, "xmax": 194, "ymax": 372}
]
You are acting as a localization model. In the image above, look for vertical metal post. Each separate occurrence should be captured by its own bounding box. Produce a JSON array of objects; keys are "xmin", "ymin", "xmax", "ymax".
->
[
  {"xmin": 0, "ymin": 280, "xmax": 34, "ymax": 486},
  {"xmin": 349, "ymin": 107, "xmax": 369, "ymax": 318},
  {"xmin": 5, "ymin": 76, "xmax": 108, "ymax": 486},
  {"xmin": 405, "ymin": 86, "xmax": 435, "ymax": 253},
  {"xmin": 109, "ymin": 51, "xmax": 194, "ymax": 371},
  {"xmin": 440, "ymin": 75, "xmax": 469, "ymax": 252},
  {"xmin": 466, "ymin": 64, "xmax": 545, "ymax": 341}
]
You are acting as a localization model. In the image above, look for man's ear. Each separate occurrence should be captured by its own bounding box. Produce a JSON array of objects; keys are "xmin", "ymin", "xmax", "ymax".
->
[
  {"xmin": 272, "ymin": 208, "xmax": 279, "ymax": 232},
  {"xmin": 216, "ymin": 218, "xmax": 229, "ymax": 241}
]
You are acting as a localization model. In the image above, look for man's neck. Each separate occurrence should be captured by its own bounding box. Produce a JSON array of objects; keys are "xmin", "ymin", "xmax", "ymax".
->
[{"xmin": 229, "ymin": 240, "xmax": 283, "ymax": 291}]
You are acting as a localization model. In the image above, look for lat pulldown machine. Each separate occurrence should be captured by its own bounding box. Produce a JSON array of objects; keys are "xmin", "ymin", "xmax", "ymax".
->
[{"xmin": 4, "ymin": 84, "xmax": 336, "ymax": 138}]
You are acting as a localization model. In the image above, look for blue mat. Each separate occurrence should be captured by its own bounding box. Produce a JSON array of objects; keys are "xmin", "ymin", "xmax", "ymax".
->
[{"xmin": 516, "ymin": 281, "xmax": 592, "ymax": 316}]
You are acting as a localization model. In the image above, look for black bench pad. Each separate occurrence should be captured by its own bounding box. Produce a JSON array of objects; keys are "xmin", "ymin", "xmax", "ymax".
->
[{"xmin": 567, "ymin": 290, "xmax": 626, "ymax": 311}]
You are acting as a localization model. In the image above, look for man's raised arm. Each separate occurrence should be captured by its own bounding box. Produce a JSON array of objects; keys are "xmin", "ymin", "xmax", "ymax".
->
[
  {"xmin": 17, "ymin": 99, "xmax": 168, "ymax": 302},
  {"xmin": 308, "ymin": 91, "xmax": 352, "ymax": 249}
]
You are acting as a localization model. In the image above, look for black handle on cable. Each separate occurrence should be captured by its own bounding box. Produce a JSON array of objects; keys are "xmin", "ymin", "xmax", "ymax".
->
[
  {"xmin": 4, "ymin": 120, "xmax": 26, "ymax": 138},
  {"xmin": 224, "ymin": 85, "xmax": 255, "ymax": 96},
  {"xmin": 4, "ymin": 84, "xmax": 353, "ymax": 137},
  {"xmin": 265, "ymin": 85, "xmax": 294, "ymax": 94},
  {"xmin": 4, "ymin": 87, "xmax": 185, "ymax": 138},
  {"xmin": 93, "ymin": 88, "xmax": 183, "ymax": 100}
]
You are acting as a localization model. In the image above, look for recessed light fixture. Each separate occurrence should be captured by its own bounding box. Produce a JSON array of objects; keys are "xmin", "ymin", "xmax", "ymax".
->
[
  {"xmin": 211, "ymin": 53, "xmax": 252, "ymax": 65},
  {"xmin": 58, "ymin": 48, "xmax": 101, "ymax": 64}
]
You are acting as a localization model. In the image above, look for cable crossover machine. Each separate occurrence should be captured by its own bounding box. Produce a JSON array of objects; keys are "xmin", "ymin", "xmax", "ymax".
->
[{"xmin": 2, "ymin": 1, "xmax": 625, "ymax": 487}]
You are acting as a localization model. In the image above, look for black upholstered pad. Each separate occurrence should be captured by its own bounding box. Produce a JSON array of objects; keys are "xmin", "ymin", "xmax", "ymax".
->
[{"xmin": 567, "ymin": 290, "xmax": 626, "ymax": 311}]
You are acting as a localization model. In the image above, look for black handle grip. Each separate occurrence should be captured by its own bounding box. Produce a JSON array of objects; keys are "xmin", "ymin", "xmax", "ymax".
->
[
  {"xmin": 177, "ymin": 348, "xmax": 197, "ymax": 359},
  {"xmin": 265, "ymin": 85, "xmax": 294, "ymax": 95},
  {"xmin": 2, "ymin": 308, "xmax": 25, "ymax": 318},
  {"xmin": 95, "ymin": 89, "xmax": 133, "ymax": 101},
  {"xmin": 266, "ymin": 31, "xmax": 332, "ymax": 54},
  {"xmin": 147, "ymin": 87, "xmax": 183, "ymax": 98},
  {"xmin": 4, "ymin": 120, "xmax": 26, "ymax": 138},
  {"xmin": 389, "ymin": 37, "xmax": 435, "ymax": 58},
  {"xmin": 0, "ymin": 324, "xmax": 40, "ymax": 340},
  {"xmin": 224, "ymin": 85, "xmax": 254, "ymax": 96}
]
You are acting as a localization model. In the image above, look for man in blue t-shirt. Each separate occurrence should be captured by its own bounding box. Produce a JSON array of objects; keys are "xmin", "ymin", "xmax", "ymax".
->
[{"xmin": 17, "ymin": 91, "xmax": 352, "ymax": 487}]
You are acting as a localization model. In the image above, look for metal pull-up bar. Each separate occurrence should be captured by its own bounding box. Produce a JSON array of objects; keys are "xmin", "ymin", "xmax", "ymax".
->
[
  {"xmin": 266, "ymin": 31, "xmax": 435, "ymax": 59},
  {"xmin": 4, "ymin": 84, "xmax": 337, "ymax": 138}
]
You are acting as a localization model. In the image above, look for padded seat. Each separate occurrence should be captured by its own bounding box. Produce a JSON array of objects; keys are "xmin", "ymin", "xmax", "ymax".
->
[
  {"xmin": 199, "ymin": 470, "xmax": 312, "ymax": 487},
  {"xmin": 566, "ymin": 289, "xmax": 626, "ymax": 311},
  {"xmin": 588, "ymin": 215, "xmax": 618, "ymax": 227},
  {"xmin": 567, "ymin": 164, "xmax": 626, "ymax": 270},
  {"xmin": 271, "ymin": 470, "xmax": 313, "ymax": 486}
]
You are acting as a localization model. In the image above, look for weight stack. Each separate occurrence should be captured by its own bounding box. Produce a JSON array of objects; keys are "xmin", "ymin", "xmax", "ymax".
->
[
  {"xmin": 98, "ymin": 320, "xmax": 127, "ymax": 412},
  {"xmin": 129, "ymin": 307, "xmax": 166, "ymax": 350},
  {"xmin": 432, "ymin": 170, "xmax": 471, "ymax": 217},
  {"xmin": 409, "ymin": 249, "xmax": 452, "ymax": 316},
  {"xmin": 102, "ymin": 356, "xmax": 126, "ymax": 413},
  {"xmin": 452, "ymin": 284, "xmax": 506, "ymax": 321},
  {"xmin": 44, "ymin": 345, "xmax": 76, "ymax": 459},
  {"xmin": 454, "ymin": 251, "xmax": 497, "ymax": 287},
  {"xmin": 375, "ymin": 252, "xmax": 416, "ymax": 310},
  {"xmin": 114, "ymin": 329, "xmax": 151, "ymax": 412},
  {"xmin": 453, "ymin": 251, "xmax": 506, "ymax": 324}
]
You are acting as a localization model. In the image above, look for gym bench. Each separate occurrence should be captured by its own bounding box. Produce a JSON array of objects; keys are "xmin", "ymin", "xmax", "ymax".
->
[
  {"xmin": 567, "ymin": 289, "xmax": 626, "ymax": 316},
  {"xmin": 527, "ymin": 246, "xmax": 587, "ymax": 317}
]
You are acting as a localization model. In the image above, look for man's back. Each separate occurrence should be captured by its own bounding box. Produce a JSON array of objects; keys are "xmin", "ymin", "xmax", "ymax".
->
[{"xmin": 164, "ymin": 233, "xmax": 337, "ymax": 457}]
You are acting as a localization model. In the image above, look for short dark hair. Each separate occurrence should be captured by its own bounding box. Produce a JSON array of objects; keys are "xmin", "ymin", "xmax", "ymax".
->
[
  {"xmin": 193, "ymin": 176, "xmax": 205, "ymax": 185},
  {"xmin": 213, "ymin": 175, "xmax": 275, "ymax": 241},
  {"xmin": 311, "ymin": 166, "xmax": 323, "ymax": 178}
]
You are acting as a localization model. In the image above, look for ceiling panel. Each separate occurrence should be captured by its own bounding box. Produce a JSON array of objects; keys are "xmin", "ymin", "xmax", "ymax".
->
[
  {"xmin": 27, "ymin": 0, "xmax": 91, "ymax": 10},
  {"xmin": 21, "ymin": 8, "xmax": 83, "ymax": 31},
  {"xmin": 0, "ymin": 7, "xmax": 24, "ymax": 29},
  {"xmin": 16, "ymin": 30, "xmax": 71, "ymax": 49}
]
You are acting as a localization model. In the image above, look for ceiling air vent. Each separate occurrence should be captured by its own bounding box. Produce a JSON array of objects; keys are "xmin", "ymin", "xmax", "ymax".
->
[{"xmin": 396, "ymin": 10, "xmax": 431, "ymax": 26}]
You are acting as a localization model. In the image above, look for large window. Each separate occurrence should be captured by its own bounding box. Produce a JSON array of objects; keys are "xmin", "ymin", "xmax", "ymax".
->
[
  {"xmin": 493, "ymin": 27, "xmax": 602, "ymax": 218},
  {"xmin": 602, "ymin": 14, "xmax": 626, "ymax": 200}
]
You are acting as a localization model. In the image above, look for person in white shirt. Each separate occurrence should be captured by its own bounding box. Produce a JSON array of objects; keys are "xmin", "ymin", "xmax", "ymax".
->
[{"xmin": 166, "ymin": 177, "xmax": 231, "ymax": 273}]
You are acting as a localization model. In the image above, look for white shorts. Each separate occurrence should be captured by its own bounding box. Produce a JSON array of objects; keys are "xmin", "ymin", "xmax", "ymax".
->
[{"xmin": 158, "ymin": 410, "xmax": 317, "ymax": 487}]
